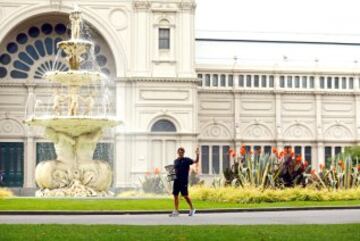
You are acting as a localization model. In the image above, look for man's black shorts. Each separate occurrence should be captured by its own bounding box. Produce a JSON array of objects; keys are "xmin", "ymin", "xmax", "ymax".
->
[{"xmin": 172, "ymin": 179, "xmax": 188, "ymax": 196}]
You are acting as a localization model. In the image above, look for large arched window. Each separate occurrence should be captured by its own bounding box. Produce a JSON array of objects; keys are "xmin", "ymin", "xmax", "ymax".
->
[
  {"xmin": 0, "ymin": 15, "xmax": 115, "ymax": 80},
  {"xmin": 151, "ymin": 119, "xmax": 176, "ymax": 132}
]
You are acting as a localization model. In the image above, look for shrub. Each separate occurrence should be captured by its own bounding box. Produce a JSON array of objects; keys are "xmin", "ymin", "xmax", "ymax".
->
[{"xmin": 0, "ymin": 188, "xmax": 13, "ymax": 198}]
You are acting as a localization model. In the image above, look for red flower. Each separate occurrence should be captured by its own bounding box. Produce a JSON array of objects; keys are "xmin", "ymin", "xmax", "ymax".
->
[
  {"xmin": 272, "ymin": 147, "xmax": 278, "ymax": 154},
  {"xmin": 319, "ymin": 163, "xmax": 325, "ymax": 170},
  {"xmin": 240, "ymin": 146, "xmax": 246, "ymax": 156},
  {"xmin": 296, "ymin": 155, "xmax": 302, "ymax": 164},
  {"xmin": 338, "ymin": 160, "xmax": 345, "ymax": 171},
  {"xmin": 303, "ymin": 161, "xmax": 309, "ymax": 168},
  {"xmin": 311, "ymin": 169, "xmax": 317, "ymax": 175},
  {"xmin": 154, "ymin": 168, "xmax": 160, "ymax": 175}
]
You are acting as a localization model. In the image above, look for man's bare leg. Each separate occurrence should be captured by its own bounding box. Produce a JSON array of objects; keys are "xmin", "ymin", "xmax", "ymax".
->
[
  {"xmin": 183, "ymin": 195, "xmax": 193, "ymax": 210},
  {"xmin": 174, "ymin": 195, "xmax": 179, "ymax": 211}
]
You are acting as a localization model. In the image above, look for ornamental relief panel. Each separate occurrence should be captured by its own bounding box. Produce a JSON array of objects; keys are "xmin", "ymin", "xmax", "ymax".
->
[
  {"xmin": 283, "ymin": 123, "xmax": 314, "ymax": 140},
  {"xmin": 199, "ymin": 123, "xmax": 232, "ymax": 139},
  {"xmin": 0, "ymin": 118, "xmax": 24, "ymax": 136},
  {"xmin": 324, "ymin": 124, "xmax": 354, "ymax": 140},
  {"xmin": 242, "ymin": 124, "xmax": 273, "ymax": 140}
]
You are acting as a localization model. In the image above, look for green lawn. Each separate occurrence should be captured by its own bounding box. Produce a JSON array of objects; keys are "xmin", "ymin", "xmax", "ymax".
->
[
  {"xmin": 1, "ymin": 198, "xmax": 360, "ymax": 211},
  {"xmin": 1, "ymin": 224, "xmax": 360, "ymax": 241}
]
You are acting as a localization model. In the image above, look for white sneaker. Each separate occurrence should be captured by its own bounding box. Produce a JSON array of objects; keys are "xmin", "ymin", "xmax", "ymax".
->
[
  {"xmin": 189, "ymin": 209, "xmax": 196, "ymax": 216},
  {"xmin": 169, "ymin": 210, "xmax": 180, "ymax": 217}
]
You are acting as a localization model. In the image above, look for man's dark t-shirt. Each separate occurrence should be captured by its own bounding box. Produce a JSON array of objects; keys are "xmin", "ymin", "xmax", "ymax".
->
[{"xmin": 174, "ymin": 157, "xmax": 194, "ymax": 183}]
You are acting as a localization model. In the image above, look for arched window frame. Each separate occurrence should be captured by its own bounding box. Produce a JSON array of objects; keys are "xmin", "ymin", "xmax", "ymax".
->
[
  {"xmin": 153, "ymin": 17, "xmax": 175, "ymax": 63},
  {"xmin": 150, "ymin": 119, "xmax": 177, "ymax": 133}
]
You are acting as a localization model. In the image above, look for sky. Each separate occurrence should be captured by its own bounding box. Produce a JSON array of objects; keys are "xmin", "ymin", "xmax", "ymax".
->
[{"xmin": 195, "ymin": 0, "xmax": 360, "ymax": 42}]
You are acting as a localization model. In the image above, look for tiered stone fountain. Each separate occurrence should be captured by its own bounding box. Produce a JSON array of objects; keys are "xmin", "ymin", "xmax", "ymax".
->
[{"xmin": 25, "ymin": 7, "xmax": 120, "ymax": 197}]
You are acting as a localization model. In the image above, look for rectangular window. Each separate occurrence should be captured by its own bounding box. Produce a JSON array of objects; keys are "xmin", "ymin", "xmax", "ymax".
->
[
  {"xmin": 197, "ymin": 74, "xmax": 203, "ymax": 87},
  {"xmin": 320, "ymin": 77, "xmax": 325, "ymax": 89},
  {"xmin": 349, "ymin": 77, "xmax": 354, "ymax": 89},
  {"xmin": 334, "ymin": 77, "xmax": 339, "ymax": 89},
  {"xmin": 201, "ymin": 146, "xmax": 209, "ymax": 174},
  {"xmin": 246, "ymin": 75, "xmax": 252, "ymax": 87},
  {"xmin": 342, "ymin": 77, "xmax": 347, "ymax": 89},
  {"xmin": 302, "ymin": 76, "xmax": 307, "ymax": 88},
  {"xmin": 220, "ymin": 74, "xmax": 226, "ymax": 87},
  {"xmin": 159, "ymin": 28, "xmax": 170, "ymax": 49},
  {"xmin": 36, "ymin": 142, "xmax": 56, "ymax": 163},
  {"xmin": 287, "ymin": 76, "xmax": 293, "ymax": 88},
  {"xmin": 222, "ymin": 146, "xmax": 230, "ymax": 171},
  {"xmin": 245, "ymin": 145, "xmax": 251, "ymax": 154},
  {"xmin": 264, "ymin": 145, "xmax": 272, "ymax": 155},
  {"xmin": 261, "ymin": 75, "xmax": 267, "ymax": 87},
  {"xmin": 205, "ymin": 74, "xmax": 210, "ymax": 87},
  {"xmin": 269, "ymin": 75, "xmax": 274, "ymax": 87},
  {"xmin": 280, "ymin": 76, "xmax": 285, "ymax": 88},
  {"xmin": 324, "ymin": 146, "xmax": 332, "ymax": 168},
  {"xmin": 294, "ymin": 146, "xmax": 302, "ymax": 158},
  {"xmin": 254, "ymin": 75, "xmax": 259, "ymax": 87},
  {"xmin": 228, "ymin": 75, "xmax": 234, "ymax": 87},
  {"xmin": 335, "ymin": 146, "xmax": 342, "ymax": 156},
  {"xmin": 295, "ymin": 76, "xmax": 300, "ymax": 88},
  {"xmin": 254, "ymin": 146, "xmax": 261, "ymax": 161},
  {"xmin": 305, "ymin": 146, "xmax": 312, "ymax": 163},
  {"xmin": 239, "ymin": 75, "xmax": 244, "ymax": 87},
  {"xmin": 212, "ymin": 146, "xmax": 220, "ymax": 174},
  {"xmin": 212, "ymin": 74, "xmax": 218, "ymax": 87},
  {"xmin": 309, "ymin": 76, "xmax": 315, "ymax": 88},
  {"xmin": 327, "ymin": 77, "xmax": 332, "ymax": 89}
]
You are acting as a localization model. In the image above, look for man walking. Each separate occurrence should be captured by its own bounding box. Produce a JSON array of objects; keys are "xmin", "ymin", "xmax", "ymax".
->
[{"xmin": 169, "ymin": 147, "xmax": 199, "ymax": 217}]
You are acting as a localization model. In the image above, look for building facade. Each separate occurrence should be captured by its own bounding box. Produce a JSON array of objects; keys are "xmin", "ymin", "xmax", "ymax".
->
[{"xmin": 0, "ymin": 0, "xmax": 358, "ymax": 192}]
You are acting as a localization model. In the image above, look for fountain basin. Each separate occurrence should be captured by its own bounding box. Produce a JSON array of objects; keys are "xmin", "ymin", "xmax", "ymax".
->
[
  {"xmin": 44, "ymin": 70, "xmax": 106, "ymax": 86},
  {"xmin": 25, "ymin": 116, "xmax": 121, "ymax": 136},
  {"xmin": 58, "ymin": 40, "xmax": 93, "ymax": 57}
]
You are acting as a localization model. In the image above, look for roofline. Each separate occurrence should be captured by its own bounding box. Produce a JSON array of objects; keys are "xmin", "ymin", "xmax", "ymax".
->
[{"xmin": 195, "ymin": 38, "xmax": 360, "ymax": 46}]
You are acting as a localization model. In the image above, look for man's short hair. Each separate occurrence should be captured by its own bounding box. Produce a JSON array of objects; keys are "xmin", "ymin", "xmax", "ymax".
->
[{"xmin": 177, "ymin": 147, "xmax": 185, "ymax": 152}]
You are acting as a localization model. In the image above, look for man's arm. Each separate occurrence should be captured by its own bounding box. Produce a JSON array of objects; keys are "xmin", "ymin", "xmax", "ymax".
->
[{"xmin": 193, "ymin": 147, "xmax": 200, "ymax": 164}]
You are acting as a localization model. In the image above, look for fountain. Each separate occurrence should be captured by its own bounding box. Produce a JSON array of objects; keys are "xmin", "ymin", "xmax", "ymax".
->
[{"xmin": 25, "ymin": 7, "xmax": 121, "ymax": 197}]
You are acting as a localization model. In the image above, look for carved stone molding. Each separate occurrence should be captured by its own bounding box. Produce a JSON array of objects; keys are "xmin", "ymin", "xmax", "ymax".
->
[
  {"xmin": 242, "ymin": 123, "xmax": 273, "ymax": 140},
  {"xmin": 133, "ymin": 1, "xmax": 151, "ymax": 10},
  {"xmin": 324, "ymin": 124, "xmax": 354, "ymax": 140},
  {"xmin": 0, "ymin": 118, "xmax": 24, "ymax": 136},
  {"xmin": 178, "ymin": 2, "xmax": 196, "ymax": 10}
]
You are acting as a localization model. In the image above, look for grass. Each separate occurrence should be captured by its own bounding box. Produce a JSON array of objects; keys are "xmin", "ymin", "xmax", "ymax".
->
[
  {"xmin": 0, "ymin": 224, "xmax": 360, "ymax": 241},
  {"xmin": 1, "ymin": 198, "xmax": 360, "ymax": 211}
]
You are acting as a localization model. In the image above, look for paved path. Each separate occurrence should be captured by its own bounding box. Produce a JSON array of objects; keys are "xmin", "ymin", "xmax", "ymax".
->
[{"xmin": 1, "ymin": 209, "xmax": 360, "ymax": 225}]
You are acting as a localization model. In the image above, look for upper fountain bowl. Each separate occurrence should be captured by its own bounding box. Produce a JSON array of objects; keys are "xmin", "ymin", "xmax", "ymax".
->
[
  {"xmin": 58, "ymin": 40, "xmax": 93, "ymax": 58},
  {"xmin": 44, "ymin": 70, "xmax": 107, "ymax": 86}
]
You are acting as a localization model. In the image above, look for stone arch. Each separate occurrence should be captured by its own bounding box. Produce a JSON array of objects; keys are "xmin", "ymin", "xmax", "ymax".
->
[
  {"xmin": 283, "ymin": 123, "xmax": 314, "ymax": 141},
  {"xmin": 324, "ymin": 124, "xmax": 354, "ymax": 141},
  {"xmin": 0, "ymin": 4, "xmax": 126, "ymax": 78},
  {"xmin": 200, "ymin": 122, "xmax": 232, "ymax": 139},
  {"xmin": 0, "ymin": 118, "xmax": 25, "ymax": 136},
  {"xmin": 242, "ymin": 123, "xmax": 273, "ymax": 140},
  {"xmin": 148, "ymin": 115, "xmax": 181, "ymax": 133}
]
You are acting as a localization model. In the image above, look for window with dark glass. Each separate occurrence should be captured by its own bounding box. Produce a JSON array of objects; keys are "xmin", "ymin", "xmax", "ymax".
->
[
  {"xmin": 254, "ymin": 75, "xmax": 259, "ymax": 87},
  {"xmin": 261, "ymin": 75, "xmax": 267, "ymax": 87},
  {"xmin": 264, "ymin": 145, "xmax": 272, "ymax": 155},
  {"xmin": 324, "ymin": 146, "xmax": 332, "ymax": 168},
  {"xmin": 320, "ymin": 77, "xmax": 325, "ymax": 89},
  {"xmin": 302, "ymin": 76, "xmax": 307, "ymax": 88},
  {"xmin": 294, "ymin": 146, "xmax": 301, "ymax": 158},
  {"xmin": 334, "ymin": 77, "xmax": 339, "ymax": 89},
  {"xmin": 220, "ymin": 74, "xmax": 226, "ymax": 87},
  {"xmin": 335, "ymin": 146, "xmax": 342, "ymax": 156},
  {"xmin": 305, "ymin": 146, "xmax": 312, "ymax": 162},
  {"xmin": 212, "ymin": 74, "xmax": 218, "ymax": 87},
  {"xmin": 269, "ymin": 75, "xmax": 274, "ymax": 87},
  {"xmin": 309, "ymin": 76, "xmax": 315, "ymax": 88},
  {"xmin": 349, "ymin": 77, "xmax": 354, "ymax": 89},
  {"xmin": 280, "ymin": 76, "xmax": 285, "ymax": 88},
  {"xmin": 239, "ymin": 75, "xmax": 244, "ymax": 87},
  {"xmin": 159, "ymin": 28, "xmax": 170, "ymax": 49},
  {"xmin": 205, "ymin": 74, "xmax": 210, "ymax": 86},
  {"xmin": 197, "ymin": 74, "xmax": 203, "ymax": 87},
  {"xmin": 222, "ymin": 146, "xmax": 230, "ymax": 171},
  {"xmin": 295, "ymin": 76, "xmax": 300, "ymax": 88},
  {"xmin": 254, "ymin": 146, "xmax": 261, "ymax": 161},
  {"xmin": 287, "ymin": 76, "xmax": 293, "ymax": 88},
  {"xmin": 212, "ymin": 146, "xmax": 220, "ymax": 174},
  {"xmin": 201, "ymin": 146, "xmax": 209, "ymax": 174},
  {"xmin": 327, "ymin": 77, "xmax": 332, "ymax": 89},
  {"xmin": 246, "ymin": 75, "xmax": 252, "ymax": 87},
  {"xmin": 151, "ymin": 119, "xmax": 176, "ymax": 132},
  {"xmin": 342, "ymin": 77, "xmax": 347, "ymax": 89},
  {"xmin": 245, "ymin": 145, "xmax": 251, "ymax": 154},
  {"xmin": 228, "ymin": 75, "xmax": 234, "ymax": 86}
]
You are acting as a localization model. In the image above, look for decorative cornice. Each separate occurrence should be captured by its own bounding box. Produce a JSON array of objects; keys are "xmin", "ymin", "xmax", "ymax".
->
[
  {"xmin": 178, "ymin": 1, "xmax": 196, "ymax": 10},
  {"xmin": 116, "ymin": 77, "xmax": 200, "ymax": 84}
]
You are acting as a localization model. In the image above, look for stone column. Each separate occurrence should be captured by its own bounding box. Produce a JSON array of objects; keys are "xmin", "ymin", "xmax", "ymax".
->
[
  {"xmin": 24, "ymin": 135, "xmax": 36, "ymax": 188},
  {"xmin": 355, "ymin": 95, "xmax": 360, "ymax": 145}
]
